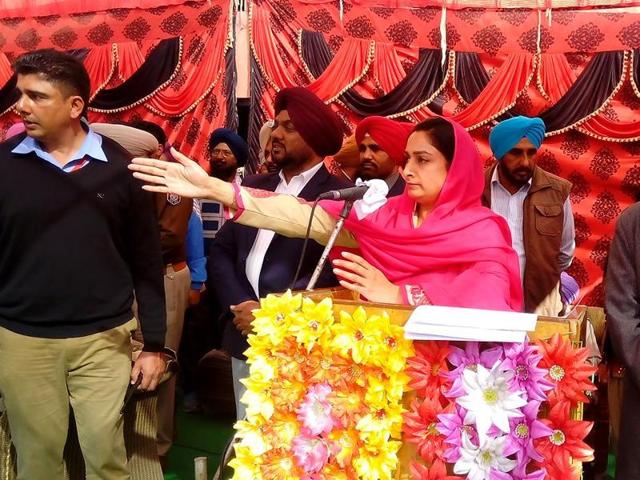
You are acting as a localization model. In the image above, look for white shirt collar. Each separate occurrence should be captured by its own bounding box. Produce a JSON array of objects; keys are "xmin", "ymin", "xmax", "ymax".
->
[{"xmin": 278, "ymin": 161, "xmax": 324, "ymax": 186}]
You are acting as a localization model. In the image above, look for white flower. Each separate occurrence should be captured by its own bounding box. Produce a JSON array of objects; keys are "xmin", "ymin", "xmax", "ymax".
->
[
  {"xmin": 454, "ymin": 431, "xmax": 517, "ymax": 480},
  {"xmin": 457, "ymin": 360, "xmax": 526, "ymax": 437},
  {"xmin": 353, "ymin": 178, "xmax": 389, "ymax": 219}
]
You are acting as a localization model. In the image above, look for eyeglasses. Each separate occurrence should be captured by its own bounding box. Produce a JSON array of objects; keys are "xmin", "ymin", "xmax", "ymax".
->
[{"xmin": 211, "ymin": 149, "xmax": 234, "ymax": 159}]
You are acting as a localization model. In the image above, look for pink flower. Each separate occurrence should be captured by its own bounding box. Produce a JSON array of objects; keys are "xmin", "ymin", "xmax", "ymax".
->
[
  {"xmin": 444, "ymin": 343, "xmax": 504, "ymax": 398},
  {"xmin": 296, "ymin": 383, "xmax": 335, "ymax": 435},
  {"xmin": 500, "ymin": 342, "xmax": 554, "ymax": 402},
  {"xmin": 512, "ymin": 468, "xmax": 546, "ymax": 480},
  {"xmin": 436, "ymin": 404, "xmax": 478, "ymax": 463},
  {"xmin": 489, "ymin": 401, "xmax": 552, "ymax": 476},
  {"xmin": 292, "ymin": 433, "xmax": 330, "ymax": 474}
]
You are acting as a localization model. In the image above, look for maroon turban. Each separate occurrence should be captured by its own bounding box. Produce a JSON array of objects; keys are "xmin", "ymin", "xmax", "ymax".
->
[
  {"xmin": 274, "ymin": 87, "xmax": 343, "ymax": 157},
  {"xmin": 355, "ymin": 116, "xmax": 414, "ymax": 166}
]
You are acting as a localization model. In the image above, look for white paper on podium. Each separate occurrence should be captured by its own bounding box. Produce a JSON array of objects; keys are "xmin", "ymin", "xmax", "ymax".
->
[{"xmin": 404, "ymin": 305, "xmax": 537, "ymax": 342}]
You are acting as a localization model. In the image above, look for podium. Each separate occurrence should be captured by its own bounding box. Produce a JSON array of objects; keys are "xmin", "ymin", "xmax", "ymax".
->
[
  {"xmin": 232, "ymin": 288, "xmax": 596, "ymax": 480},
  {"xmin": 302, "ymin": 287, "xmax": 585, "ymax": 342}
]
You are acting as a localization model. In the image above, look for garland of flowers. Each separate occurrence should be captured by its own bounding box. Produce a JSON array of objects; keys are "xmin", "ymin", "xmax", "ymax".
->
[
  {"xmin": 405, "ymin": 335, "xmax": 597, "ymax": 480},
  {"xmin": 230, "ymin": 291, "xmax": 596, "ymax": 480},
  {"xmin": 229, "ymin": 291, "xmax": 414, "ymax": 480}
]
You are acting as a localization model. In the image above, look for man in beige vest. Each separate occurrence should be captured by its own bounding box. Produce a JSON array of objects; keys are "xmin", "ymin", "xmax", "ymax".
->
[{"xmin": 482, "ymin": 116, "xmax": 574, "ymax": 315}]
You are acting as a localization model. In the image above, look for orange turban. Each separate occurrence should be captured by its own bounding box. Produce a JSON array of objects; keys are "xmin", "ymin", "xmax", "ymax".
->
[{"xmin": 355, "ymin": 116, "xmax": 414, "ymax": 165}]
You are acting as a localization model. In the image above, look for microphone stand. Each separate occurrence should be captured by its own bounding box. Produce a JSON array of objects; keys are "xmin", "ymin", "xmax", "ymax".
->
[{"xmin": 306, "ymin": 200, "xmax": 354, "ymax": 291}]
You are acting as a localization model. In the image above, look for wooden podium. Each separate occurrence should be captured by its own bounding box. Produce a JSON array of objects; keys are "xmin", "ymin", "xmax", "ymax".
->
[
  {"xmin": 300, "ymin": 287, "xmax": 590, "ymax": 479},
  {"xmin": 302, "ymin": 287, "xmax": 585, "ymax": 342}
]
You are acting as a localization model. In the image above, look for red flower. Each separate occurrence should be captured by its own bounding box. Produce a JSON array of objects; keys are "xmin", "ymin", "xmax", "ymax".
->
[
  {"xmin": 406, "ymin": 341, "xmax": 451, "ymax": 396},
  {"xmin": 403, "ymin": 397, "xmax": 449, "ymax": 463},
  {"xmin": 534, "ymin": 400, "xmax": 594, "ymax": 474},
  {"xmin": 544, "ymin": 458, "xmax": 582, "ymax": 480},
  {"xmin": 410, "ymin": 459, "xmax": 461, "ymax": 480},
  {"xmin": 536, "ymin": 334, "xmax": 597, "ymax": 405}
]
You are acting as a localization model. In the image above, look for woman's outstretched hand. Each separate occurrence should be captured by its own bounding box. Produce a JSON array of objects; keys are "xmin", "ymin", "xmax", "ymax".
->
[
  {"xmin": 128, "ymin": 147, "xmax": 213, "ymax": 199},
  {"xmin": 332, "ymin": 251, "xmax": 402, "ymax": 304}
]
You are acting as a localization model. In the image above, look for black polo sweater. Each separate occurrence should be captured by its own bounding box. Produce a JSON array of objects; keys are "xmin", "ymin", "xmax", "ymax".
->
[{"xmin": 0, "ymin": 134, "xmax": 166, "ymax": 351}]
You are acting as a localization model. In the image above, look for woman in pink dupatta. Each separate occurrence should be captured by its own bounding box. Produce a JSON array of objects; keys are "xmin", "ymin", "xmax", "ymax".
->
[
  {"xmin": 325, "ymin": 117, "xmax": 522, "ymax": 311},
  {"xmin": 129, "ymin": 117, "xmax": 523, "ymax": 312}
]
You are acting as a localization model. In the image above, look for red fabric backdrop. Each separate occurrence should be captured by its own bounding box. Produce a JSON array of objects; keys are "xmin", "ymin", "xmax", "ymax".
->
[
  {"xmin": 249, "ymin": 0, "xmax": 640, "ymax": 305},
  {"xmin": 0, "ymin": 0, "xmax": 235, "ymax": 164}
]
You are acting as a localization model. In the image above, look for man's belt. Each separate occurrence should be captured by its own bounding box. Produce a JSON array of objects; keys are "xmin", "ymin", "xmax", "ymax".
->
[{"xmin": 165, "ymin": 261, "xmax": 187, "ymax": 273}]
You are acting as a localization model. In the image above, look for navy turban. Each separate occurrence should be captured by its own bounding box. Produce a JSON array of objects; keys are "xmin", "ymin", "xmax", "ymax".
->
[
  {"xmin": 274, "ymin": 87, "xmax": 343, "ymax": 157},
  {"xmin": 209, "ymin": 128, "xmax": 248, "ymax": 167},
  {"xmin": 489, "ymin": 116, "xmax": 546, "ymax": 160}
]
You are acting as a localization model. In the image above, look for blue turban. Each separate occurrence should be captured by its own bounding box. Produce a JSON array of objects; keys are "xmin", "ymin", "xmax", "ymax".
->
[
  {"xmin": 489, "ymin": 116, "xmax": 546, "ymax": 160},
  {"xmin": 209, "ymin": 128, "xmax": 248, "ymax": 167}
]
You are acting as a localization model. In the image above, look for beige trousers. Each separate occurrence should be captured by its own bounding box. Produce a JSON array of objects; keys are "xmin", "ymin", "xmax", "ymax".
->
[
  {"xmin": 156, "ymin": 265, "xmax": 190, "ymax": 457},
  {"xmin": 0, "ymin": 318, "xmax": 136, "ymax": 480}
]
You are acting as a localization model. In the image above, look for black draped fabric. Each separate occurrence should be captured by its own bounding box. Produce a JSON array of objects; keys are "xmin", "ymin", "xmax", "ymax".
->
[
  {"xmin": 0, "ymin": 76, "xmax": 19, "ymax": 116},
  {"xmin": 89, "ymin": 38, "xmax": 181, "ymax": 111},
  {"xmin": 247, "ymin": 55, "xmax": 268, "ymax": 174},
  {"xmin": 301, "ymin": 30, "xmax": 333, "ymax": 78},
  {"xmin": 224, "ymin": 45, "xmax": 238, "ymax": 132},
  {"xmin": 340, "ymin": 49, "xmax": 445, "ymax": 117},
  {"xmin": 538, "ymin": 51, "xmax": 624, "ymax": 133},
  {"xmin": 299, "ymin": 31, "xmax": 446, "ymax": 117},
  {"xmin": 455, "ymin": 52, "xmax": 490, "ymax": 104}
]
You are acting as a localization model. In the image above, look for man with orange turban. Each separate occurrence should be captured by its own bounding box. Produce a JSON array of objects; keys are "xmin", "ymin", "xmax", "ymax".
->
[{"xmin": 355, "ymin": 116, "xmax": 414, "ymax": 197}]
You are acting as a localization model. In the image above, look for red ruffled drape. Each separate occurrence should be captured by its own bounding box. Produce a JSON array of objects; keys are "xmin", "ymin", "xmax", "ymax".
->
[
  {"xmin": 579, "ymin": 113, "xmax": 640, "ymax": 140},
  {"xmin": 146, "ymin": 26, "xmax": 230, "ymax": 116},
  {"xmin": 412, "ymin": 53, "xmax": 535, "ymax": 129},
  {"xmin": 117, "ymin": 43, "xmax": 146, "ymax": 83},
  {"xmin": 0, "ymin": 0, "xmax": 190, "ymax": 18},
  {"xmin": 84, "ymin": 45, "xmax": 115, "ymax": 99},
  {"xmin": 252, "ymin": 8, "xmax": 372, "ymax": 102},
  {"xmin": 538, "ymin": 53, "xmax": 577, "ymax": 103}
]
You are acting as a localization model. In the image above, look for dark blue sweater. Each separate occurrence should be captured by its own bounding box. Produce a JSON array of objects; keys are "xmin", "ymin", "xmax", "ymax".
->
[{"xmin": 0, "ymin": 134, "xmax": 166, "ymax": 350}]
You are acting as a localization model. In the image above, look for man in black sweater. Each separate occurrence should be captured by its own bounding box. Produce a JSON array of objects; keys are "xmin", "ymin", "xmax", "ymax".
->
[{"xmin": 0, "ymin": 50, "xmax": 166, "ymax": 480}]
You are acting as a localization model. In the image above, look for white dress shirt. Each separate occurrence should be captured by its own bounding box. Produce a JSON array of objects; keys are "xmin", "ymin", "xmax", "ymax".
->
[
  {"xmin": 245, "ymin": 162, "xmax": 324, "ymax": 297},
  {"xmin": 489, "ymin": 168, "xmax": 575, "ymax": 283}
]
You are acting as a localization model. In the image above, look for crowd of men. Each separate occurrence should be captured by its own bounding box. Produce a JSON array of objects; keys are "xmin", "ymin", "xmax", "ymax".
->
[{"xmin": 3, "ymin": 47, "xmax": 639, "ymax": 480}]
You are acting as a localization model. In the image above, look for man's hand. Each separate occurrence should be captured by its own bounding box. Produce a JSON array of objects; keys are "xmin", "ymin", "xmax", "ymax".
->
[
  {"xmin": 231, "ymin": 300, "xmax": 260, "ymax": 336},
  {"xmin": 131, "ymin": 351, "xmax": 167, "ymax": 391}
]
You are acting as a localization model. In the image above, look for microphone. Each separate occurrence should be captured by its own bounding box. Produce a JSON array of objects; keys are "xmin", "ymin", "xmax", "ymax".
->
[{"xmin": 317, "ymin": 185, "xmax": 369, "ymax": 201}]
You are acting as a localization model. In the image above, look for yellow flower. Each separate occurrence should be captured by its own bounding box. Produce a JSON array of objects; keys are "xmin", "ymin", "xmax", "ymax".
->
[
  {"xmin": 241, "ymin": 376, "xmax": 274, "ymax": 420},
  {"xmin": 384, "ymin": 372, "xmax": 412, "ymax": 404},
  {"xmin": 353, "ymin": 441, "xmax": 401, "ymax": 480},
  {"xmin": 251, "ymin": 290, "xmax": 303, "ymax": 347},
  {"xmin": 328, "ymin": 428, "xmax": 360, "ymax": 468},
  {"xmin": 231, "ymin": 295, "xmax": 407, "ymax": 480},
  {"xmin": 234, "ymin": 420, "xmax": 271, "ymax": 456},
  {"xmin": 259, "ymin": 449, "xmax": 303, "ymax": 480},
  {"xmin": 229, "ymin": 444, "xmax": 261, "ymax": 479},
  {"xmin": 376, "ymin": 321, "xmax": 414, "ymax": 375},
  {"xmin": 331, "ymin": 307, "xmax": 384, "ymax": 364},
  {"xmin": 289, "ymin": 297, "xmax": 334, "ymax": 352},
  {"xmin": 270, "ymin": 413, "xmax": 300, "ymax": 445},
  {"xmin": 357, "ymin": 402, "xmax": 405, "ymax": 444}
]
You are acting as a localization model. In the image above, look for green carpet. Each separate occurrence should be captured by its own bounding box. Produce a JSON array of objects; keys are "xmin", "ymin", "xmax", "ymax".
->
[{"xmin": 163, "ymin": 409, "xmax": 235, "ymax": 480}]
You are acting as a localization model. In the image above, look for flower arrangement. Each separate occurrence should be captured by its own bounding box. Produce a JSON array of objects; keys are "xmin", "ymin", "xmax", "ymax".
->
[
  {"xmin": 229, "ymin": 291, "xmax": 596, "ymax": 480},
  {"xmin": 405, "ymin": 335, "xmax": 597, "ymax": 480},
  {"xmin": 229, "ymin": 291, "xmax": 414, "ymax": 480}
]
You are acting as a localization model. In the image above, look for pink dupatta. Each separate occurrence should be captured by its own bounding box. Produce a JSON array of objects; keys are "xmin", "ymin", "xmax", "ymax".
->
[{"xmin": 322, "ymin": 119, "xmax": 523, "ymax": 312}]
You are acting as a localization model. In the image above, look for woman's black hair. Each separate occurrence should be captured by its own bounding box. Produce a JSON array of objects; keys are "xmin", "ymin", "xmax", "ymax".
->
[{"xmin": 412, "ymin": 117, "xmax": 455, "ymax": 164}]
